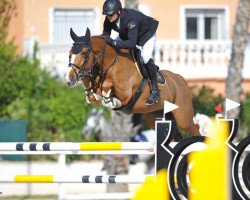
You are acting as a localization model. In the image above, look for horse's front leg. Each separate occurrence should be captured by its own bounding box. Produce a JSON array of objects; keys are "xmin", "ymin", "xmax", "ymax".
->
[
  {"xmin": 102, "ymin": 90, "xmax": 122, "ymax": 108},
  {"xmin": 101, "ymin": 80, "xmax": 122, "ymax": 109},
  {"xmin": 82, "ymin": 79, "xmax": 102, "ymax": 106},
  {"xmin": 86, "ymin": 90, "xmax": 102, "ymax": 106}
]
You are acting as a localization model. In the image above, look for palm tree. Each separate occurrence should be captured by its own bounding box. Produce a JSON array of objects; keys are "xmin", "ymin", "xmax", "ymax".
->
[
  {"xmin": 226, "ymin": 0, "xmax": 250, "ymax": 118},
  {"xmin": 106, "ymin": 0, "xmax": 140, "ymax": 194},
  {"xmin": 124, "ymin": 0, "xmax": 138, "ymax": 9},
  {"xmin": 107, "ymin": 111, "xmax": 134, "ymax": 193},
  {"xmin": 0, "ymin": 0, "xmax": 16, "ymax": 41}
]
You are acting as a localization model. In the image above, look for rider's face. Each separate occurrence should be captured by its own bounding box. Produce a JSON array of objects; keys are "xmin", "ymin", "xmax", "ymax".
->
[{"xmin": 107, "ymin": 10, "xmax": 120, "ymax": 22}]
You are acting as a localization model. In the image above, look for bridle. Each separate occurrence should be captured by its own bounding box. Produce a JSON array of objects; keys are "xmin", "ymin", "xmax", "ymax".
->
[
  {"xmin": 68, "ymin": 41, "xmax": 97, "ymax": 81},
  {"xmin": 68, "ymin": 37, "xmax": 119, "ymax": 95}
]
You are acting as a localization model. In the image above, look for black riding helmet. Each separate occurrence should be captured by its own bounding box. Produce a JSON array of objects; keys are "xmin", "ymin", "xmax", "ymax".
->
[{"xmin": 102, "ymin": 0, "xmax": 122, "ymax": 16}]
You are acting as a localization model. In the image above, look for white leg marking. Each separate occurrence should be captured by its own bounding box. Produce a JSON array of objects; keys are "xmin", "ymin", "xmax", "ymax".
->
[{"xmin": 101, "ymin": 89, "xmax": 122, "ymax": 108}]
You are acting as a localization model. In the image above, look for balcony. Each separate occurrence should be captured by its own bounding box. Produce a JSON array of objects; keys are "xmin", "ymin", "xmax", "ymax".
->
[{"xmin": 38, "ymin": 40, "xmax": 250, "ymax": 79}]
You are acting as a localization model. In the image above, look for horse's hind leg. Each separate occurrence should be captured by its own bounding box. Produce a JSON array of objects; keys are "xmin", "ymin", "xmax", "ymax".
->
[
  {"xmin": 172, "ymin": 107, "xmax": 200, "ymax": 136},
  {"xmin": 144, "ymin": 110, "xmax": 163, "ymax": 129},
  {"xmin": 144, "ymin": 111, "xmax": 183, "ymax": 141}
]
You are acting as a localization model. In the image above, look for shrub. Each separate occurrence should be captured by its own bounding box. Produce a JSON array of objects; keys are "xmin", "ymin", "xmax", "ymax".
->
[
  {"xmin": 191, "ymin": 85, "xmax": 224, "ymax": 117},
  {"xmin": 241, "ymin": 94, "xmax": 250, "ymax": 135}
]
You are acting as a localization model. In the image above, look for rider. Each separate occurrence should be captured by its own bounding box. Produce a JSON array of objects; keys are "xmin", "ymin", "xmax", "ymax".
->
[{"xmin": 102, "ymin": 0, "xmax": 161, "ymax": 105}]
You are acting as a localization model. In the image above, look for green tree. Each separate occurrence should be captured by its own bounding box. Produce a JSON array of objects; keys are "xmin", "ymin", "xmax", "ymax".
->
[
  {"xmin": 0, "ymin": 0, "xmax": 16, "ymax": 41},
  {"xmin": 0, "ymin": 0, "xmax": 97, "ymax": 160},
  {"xmin": 1, "ymin": 42, "xmax": 95, "ymax": 141},
  {"xmin": 0, "ymin": 0, "xmax": 19, "ymax": 111},
  {"xmin": 105, "ymin": 0, "xmax": 140, "ymax": 194},
  {"xmin": 241, "ymin": 94, "xmax": 250, "ymax": 136},
  {"xmin": 191, "ymin": 86, "xmax": 224, "ymax": 116}
]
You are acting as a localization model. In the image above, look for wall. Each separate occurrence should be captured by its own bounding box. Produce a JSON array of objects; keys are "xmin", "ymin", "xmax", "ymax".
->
[
  {"xmin": 187, "ymin": 78, "xmax": 250, "ymax": 95},
  {"xmin": 8, "ymin": 0, "xmax": 239, "ymax": 50},
  {"xmin": 23, "ymin": 0, "xmax": 104, "ymax": 44},
  {"xmin": 141, "ymin": 0, "xmax": 237, "ymax": 39},
  {"xmin": 7, "ymin": 0, "xmax": 24, "ymax": 54}
]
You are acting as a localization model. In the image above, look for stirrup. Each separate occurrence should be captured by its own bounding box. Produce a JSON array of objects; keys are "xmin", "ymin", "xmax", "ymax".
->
[
  {"xmin": 157, "ymin": 71, "xmax": 165, "ymax": 84},
  {"xmin": 146, "ymin": 90, "xmax": 160, "ymax": 105}
]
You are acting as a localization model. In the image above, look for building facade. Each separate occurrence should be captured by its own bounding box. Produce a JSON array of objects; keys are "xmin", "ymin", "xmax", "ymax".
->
[{"xmin": 8, "ymin": 0, "xmax": 250, "ymax": 94}]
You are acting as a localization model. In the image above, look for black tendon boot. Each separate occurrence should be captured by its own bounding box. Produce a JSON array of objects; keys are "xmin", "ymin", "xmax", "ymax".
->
[{"xmin": 145, "ymin": 59, "xmax": 161, "ymax": 105}]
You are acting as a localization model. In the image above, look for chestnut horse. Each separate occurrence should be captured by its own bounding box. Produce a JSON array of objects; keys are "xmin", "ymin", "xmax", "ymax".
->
[{"xmin": 65, "ymin": 28, "xmax": 200, "ymax": 136}]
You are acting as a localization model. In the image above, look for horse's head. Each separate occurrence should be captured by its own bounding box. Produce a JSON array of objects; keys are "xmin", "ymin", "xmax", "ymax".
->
[{"xmin": 65, "ymin": 28, "xmax": 95, "ymax": 87}]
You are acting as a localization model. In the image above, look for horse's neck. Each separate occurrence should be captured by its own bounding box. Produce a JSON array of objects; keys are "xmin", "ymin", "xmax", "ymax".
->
[
  {"xmin": 91, "ymin": 36, "xmax": 106, "ymax": 55},
  {"xmin": 91, "ymin": 36, "xmax": 141, "ymax": 92},
  {"xmin": 91, "ymin": 36, "xmax": 133, "ymax": 71}
]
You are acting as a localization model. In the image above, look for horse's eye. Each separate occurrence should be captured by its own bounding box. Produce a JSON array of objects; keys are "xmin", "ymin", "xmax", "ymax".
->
[{"xmin": 82, "ymin": 51, "xmax": 87, "ymax": 55}]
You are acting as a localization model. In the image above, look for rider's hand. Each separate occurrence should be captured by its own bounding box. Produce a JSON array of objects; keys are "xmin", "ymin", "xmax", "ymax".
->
[{"xmin": 105, "ymin": 36, "xmax": 117, "ymax": 46}]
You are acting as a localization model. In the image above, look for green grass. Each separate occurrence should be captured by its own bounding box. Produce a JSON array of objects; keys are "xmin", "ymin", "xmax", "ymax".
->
[{"xmin": 2, "ymin": 195, "xmax": 57, "ymax": 200}]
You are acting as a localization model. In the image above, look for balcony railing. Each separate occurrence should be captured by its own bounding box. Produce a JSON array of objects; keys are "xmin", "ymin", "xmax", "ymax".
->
[
  {"xmin": 38, "ymin": 40, "xmax": 250, "ymax": 79},
  {"xmin": 155, "ymin": 40, "xmax": 232, "ymax": 67}
]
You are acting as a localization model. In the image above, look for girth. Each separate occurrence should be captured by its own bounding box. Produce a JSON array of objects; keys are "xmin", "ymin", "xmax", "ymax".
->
[{"xmin": 113, "ymin": 78, "xmax": 147, "ymax": 114}]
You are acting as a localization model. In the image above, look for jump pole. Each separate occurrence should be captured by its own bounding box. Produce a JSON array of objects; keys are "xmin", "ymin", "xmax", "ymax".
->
[
  {"xmin": 0, "ymin": 174, "xmax": 154, "ymax": 184},
  {"xmin": 0, "ymin": 142, "xmax": 154, "ymax": 151}
]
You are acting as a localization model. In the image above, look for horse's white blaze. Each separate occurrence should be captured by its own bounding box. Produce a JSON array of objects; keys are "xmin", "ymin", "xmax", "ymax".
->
[
  {"xmin": 65, "ymin": 54, "xmax": 77, "ymax": 83},
  {"xmin": 71, "ymin": 54, "xmax": 76, "ymax": 63},
  {"xmin": 65, "ymin": 67, "xmax": 72, "ymax": 83}
]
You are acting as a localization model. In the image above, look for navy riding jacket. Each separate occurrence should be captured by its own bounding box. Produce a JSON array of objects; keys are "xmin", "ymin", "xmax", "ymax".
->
[{"xmin": 102, "ymin": 8, "xmax": 159, "ymax": 49}]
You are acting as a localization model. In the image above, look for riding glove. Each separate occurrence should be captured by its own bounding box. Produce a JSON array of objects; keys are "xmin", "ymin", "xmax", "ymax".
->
[{"xmin": 105, "ymin": 36, "xmax": 117, "ymax": 46}]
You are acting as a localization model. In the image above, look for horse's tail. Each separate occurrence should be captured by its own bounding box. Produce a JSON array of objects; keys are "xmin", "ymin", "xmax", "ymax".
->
[
  {"xmin": 173, "ymin": 73, "xmax": 201, "ymax": 136},
  {"xmin": 173, "ymin": 129, "xmax": 184, "ymax": 142},
  {"xmin": 165, "ymin": 112, "xmax": 184, "ymax": 142}
]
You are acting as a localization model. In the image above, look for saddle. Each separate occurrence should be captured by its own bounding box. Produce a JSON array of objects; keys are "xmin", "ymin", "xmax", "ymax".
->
[
  {"xmin": 113, "ymin": 49, "xmax": 165, "ymax": 114},
  {"xmin": 132, "ymin": 49, "xmax": 165, "ymax": 85}
]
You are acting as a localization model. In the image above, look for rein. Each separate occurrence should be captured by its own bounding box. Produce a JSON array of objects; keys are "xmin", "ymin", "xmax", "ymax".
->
[
  {"xmin": 68, "ymin": 36, "xmax": 148, "ymax": 114},
  {"xmin": 68, "ymin": 41, "xmax": 96, "ymax": 81},
  {"xmin": 68, "ymin": 37, "xmax": 119, "ymax": 94}
]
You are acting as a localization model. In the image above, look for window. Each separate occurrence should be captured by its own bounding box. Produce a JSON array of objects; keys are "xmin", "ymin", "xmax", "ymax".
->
[
  {"xmin": 184, "ymin": 8, "xmax": 226, "ymax": 40},
  {"xmin": 52, "ymin": 9, "xmax": 99, "ymax": 44},
  {"xmin": 186, "ymin": 17, "xmax": 197, "ymax": 39}
]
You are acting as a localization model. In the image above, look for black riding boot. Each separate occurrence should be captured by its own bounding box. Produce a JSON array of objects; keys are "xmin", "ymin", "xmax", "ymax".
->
[{"xmin": 145, "ymin": 59, "xmax": 160, "ymax": 105}]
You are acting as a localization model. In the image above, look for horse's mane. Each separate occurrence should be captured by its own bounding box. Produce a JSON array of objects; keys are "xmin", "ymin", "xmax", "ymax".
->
[
  {"xmin": 91, "ymin": 35, "xmax": 105, "ymax": 40},
  {"xmin": 91, "ymin": 35, "xmax": 130, "ymax": 55}
]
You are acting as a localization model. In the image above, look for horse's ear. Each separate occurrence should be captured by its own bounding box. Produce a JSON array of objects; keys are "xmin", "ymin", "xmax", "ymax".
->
[
  {"xmin": 70, "ymin": 28, "xmax": 78, "ymax": 41},
  {"xmin": 85, "ymin": 27, "xmax": 91, "ymax": 41}
]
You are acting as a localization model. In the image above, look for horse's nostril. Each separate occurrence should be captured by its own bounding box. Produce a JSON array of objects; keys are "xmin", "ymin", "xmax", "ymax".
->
[{"xmin": 65, "ymin": 79, "xmax": 73, "ymax": 86}]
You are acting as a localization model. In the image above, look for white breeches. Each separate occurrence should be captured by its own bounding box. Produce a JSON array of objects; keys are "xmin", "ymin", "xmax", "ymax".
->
[
  {"xmin": 115, "ymin": 34, "xmax": 156, "ymax": 64},
  {"xmin": 137, "ymin": 34, "xmax": 156, "ymax": 64}
]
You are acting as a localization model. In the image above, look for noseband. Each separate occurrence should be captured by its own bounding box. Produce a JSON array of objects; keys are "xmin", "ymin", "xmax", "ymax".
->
[
  {"xmin": 68, "ymin": 37, "xmax": 119, "ymax": 96},
  {"xmin": 68, "ymin": 41, "xmax": 98, "ymax": 81}
]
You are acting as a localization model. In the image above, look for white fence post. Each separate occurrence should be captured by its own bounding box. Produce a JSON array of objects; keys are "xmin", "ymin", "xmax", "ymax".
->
[{"xmin": 58, "ymin": 154, "xmax": 66, "ymax": 200}]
